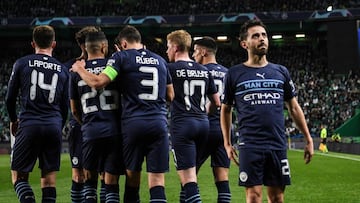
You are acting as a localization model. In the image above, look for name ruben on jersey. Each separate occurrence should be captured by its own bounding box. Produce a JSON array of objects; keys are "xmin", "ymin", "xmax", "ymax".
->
[
  {"xmin": 240, "ymin": 79, "xmax": 283, "ymax": 105},
  {"xmin": 106, "ymin": 54, "xmax": 160, "ymax": 67},
  {"xmin": 136, "ymin": 55, "xmax": 159, "ymax": 65},
  {"xmin": 28, "ymin": 57, "xmax": 62, "ymax": 72}
]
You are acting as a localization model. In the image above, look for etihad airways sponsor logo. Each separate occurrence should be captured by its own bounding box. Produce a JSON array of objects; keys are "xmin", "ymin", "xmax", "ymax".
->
[
  {"xmin": 243, "ymin": 92, "xmax": 280, "ymax": 105},
  {"xmin": 243, "ymin": 92, "xmax": 281, "ymax": 101}
]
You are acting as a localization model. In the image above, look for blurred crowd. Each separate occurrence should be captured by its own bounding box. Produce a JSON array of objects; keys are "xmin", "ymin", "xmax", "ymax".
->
[
  {"xmin": 0, "ymin": 38, "xmax": 359, "ymax": 143},
  {"xmin": 1, "ymin": 0, "xmax": 360, "ymax": 18}
]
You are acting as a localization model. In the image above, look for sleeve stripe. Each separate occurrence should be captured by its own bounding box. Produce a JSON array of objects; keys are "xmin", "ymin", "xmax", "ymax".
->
[{"xmin": 102, "ymin": 66, "xmax": 118, "ymax": 81}]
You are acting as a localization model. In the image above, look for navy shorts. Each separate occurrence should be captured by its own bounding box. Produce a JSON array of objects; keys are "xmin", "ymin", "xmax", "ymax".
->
[
  {"xmin": 238, "ymin": 148, "xmax": 291, "ymax": 187},
  {"xmin": 198, "ymin": 122, "xmax": 230, "ymax": 169},
  {"xmin": 170, "ymin": 117, "xmax": 209, "ymax": 170},
  {"xmin": 68, "ymin": 123, "xmax": 82, "ymax": 168},
  {"xmin": 82, "ymin": 136, "xmax": 125, "ymax": 175},
  {"xmin": 11, "ymin": 125, "xmax": 62, "ymax": 173},
  {"xmin": 122, "ymin": 117, "xmax": 169, "ymax": 173}
]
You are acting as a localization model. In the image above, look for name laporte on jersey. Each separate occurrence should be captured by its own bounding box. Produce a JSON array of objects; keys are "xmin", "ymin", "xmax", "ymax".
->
[{"xmin": 29, "ymin": 59, "xmax": 62, "ymax": 72}]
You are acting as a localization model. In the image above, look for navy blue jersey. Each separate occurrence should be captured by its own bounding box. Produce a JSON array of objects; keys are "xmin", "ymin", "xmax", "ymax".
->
[
  {"xmin": 168, "ymin": 60, "xmax": 217, "ymax": 120},
  {"xmin": 69, "ymin": 59, "xmax": 121, "ymax": 141},
  {"xmin": 6, "ymin": 54, "xmax": 69, "ymax": 127},
  {"xmin": 205, "ymin": 63, "xmax": 228, "ymax": 123},
  {"xmin": 64, "ymin": 58, "xmax": 81, "ymax": 127},
  {"xmin": 106, "ymin": 48, "xmax": 171, "ymax": 120},
  {"xmin": 223, "ymin": 63, "xmax": 296, "ymax": 150}
]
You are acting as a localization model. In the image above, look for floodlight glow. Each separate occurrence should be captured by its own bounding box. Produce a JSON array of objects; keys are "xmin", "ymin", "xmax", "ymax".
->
[
  {"xmin": 296, "ymin": 34, "xmax": 305, "ymax": 38},
  {"xmin": 217, "ymin": 36, "xmax": 228, "ymax": 41},
  {"xmin": 154, "ymin": 37, "xmax": 163, "ymax": 43},
  {"xmin": 193, "ymin": 37, "xmax": 203, "ymax": 41},
  {"xmin": 272, "ymin": 35, "xmax": 282, "ymax": 39}
]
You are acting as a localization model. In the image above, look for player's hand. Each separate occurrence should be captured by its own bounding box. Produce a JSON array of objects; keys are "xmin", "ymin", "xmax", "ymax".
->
[
  {"xmin": 10, "ymin": 120, "xmax": 19, "ymax": 137},
  {"xmin": 304, "ymin": 139, "xmax": 314, "ymax": 164},
  {"xmin": 225, "ymin": 144, "xmax": 239, "ymax": 166},
  {"xmin": 70, "ymin": 59, "xmax": 85, "ymax": 73},
  {"xmin": 114, "ymin": 44, "xmax": 121, "ymax": 52}
]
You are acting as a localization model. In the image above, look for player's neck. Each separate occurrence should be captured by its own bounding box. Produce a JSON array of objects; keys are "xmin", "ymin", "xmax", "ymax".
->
[
  {"xmin": 175, "ymin": 52, "xmax": 192, "ymax": 62},
  {"xmin": 202, "ymin": 56, "xmax": 217, "ymax": 65},
  {"xmin": 244, "ymin": 55, "xmax": 268, "ymax": 67},
  {"xmin": 87, "ymin": 53, "xmax": 105, "ymax": 60},
  {"xmin": 35, "ymin": 48, "xmax": 52, "ymax": 57},
  {"xmin": 126, "ymin": 42, "xmax": 144, "ymax": 50}
]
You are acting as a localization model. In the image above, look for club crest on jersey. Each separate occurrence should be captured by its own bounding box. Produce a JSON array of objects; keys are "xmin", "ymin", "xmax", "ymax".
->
[
  {"xmin": 72, "ymin": 157, "xmax": 79, "ymax": 165},
  {"xmin": 107, "ymin": 59, "xmax": 115, "ymax": 66}
]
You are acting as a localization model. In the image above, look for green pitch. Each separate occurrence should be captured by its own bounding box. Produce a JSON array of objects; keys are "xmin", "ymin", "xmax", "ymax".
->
[{"xmin": 1, "ymin": 150, "xmax": 360, "ymax": 202}]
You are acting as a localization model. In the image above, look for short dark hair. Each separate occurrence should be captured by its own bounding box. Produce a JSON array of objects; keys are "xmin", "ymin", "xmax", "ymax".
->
[
  {"xmin": 85, "ymin": 31, "xmax": 107, "ymax": 54},
  {"xmin": 239, "ymin": 19, "xmax": 266, "ymax": 41},
  {"xmin": 116, "ymin": 25, "xmax": 141, "ymax": 43},
  {"xmin": 193, "ymin": 36, "xmax": 217, "ymax": 53},
  {"xmin": 32, "ymin": 25, "xmax": 55, "ymax": 49},
  {"xmin": 75, "ymin": 26, "xmax": 102, "ymax": 45},
  {"xmin": 85, "ymin": 31, "xmax": 107, "ymax": 43}
]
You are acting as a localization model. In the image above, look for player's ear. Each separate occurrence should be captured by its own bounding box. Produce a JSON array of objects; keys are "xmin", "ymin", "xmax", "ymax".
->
[
  {"xmin": 51, "ymin": 41, "xmax": 56, "ymax": 49},
  {"xmin": 201, "ymin": 48, "xmax": 207, "ymax": 57},
  {"xmin": 240, "ymin": 41, "xmax": 247, "ymax": 49},
  {"xmin": 122, "ymin": 41, "xmax": 127, "ymax": 50},
  {"xmin": 101, "ymin": 42, "xmax": 108, "ymax": 55},
  {"xmin": 31, "ymin": 41, "xmax": 35, "ymax": 48}
]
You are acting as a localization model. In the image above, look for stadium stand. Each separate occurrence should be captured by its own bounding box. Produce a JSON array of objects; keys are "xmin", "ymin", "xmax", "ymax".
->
[{"xmin": 1, "ymin": 0, "xmax": 360, "ymax": 17}]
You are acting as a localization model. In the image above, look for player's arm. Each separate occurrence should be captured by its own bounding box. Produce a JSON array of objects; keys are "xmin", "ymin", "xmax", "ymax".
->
[
  {"xmin": 220, "ymin": 103, "xmax": 238, "ymax": 165},
  {"xmin": 70, "ymin": 59, "xmax": 111, "ymax": 89},
  {"xmin": 5, "ymin": 62, "xmax": 20, "ymax": 136},
  {"xmin": 207, "ymin": 74, "xmax": 221, "ymax": 109},
  {"xmin": 285, "ymin": 97, "xmax": 314, "ymax": 164},
  {"xmin": 207, "ymin": 92, "xmax": 221, "ymax": 109},
  {"xmin": 166, "ymin": 84, "xmax": 174, "ymax": 102},
  {"xmin": 60, "ymin": 73, "xmax": 70, "ymax": 127},
  {"xmin": 70, "ymin": 99, "xmax": 82, "ymax": 125},
  {"xmin": 206, "ymin": 97, "xmax": 220, "ymax": 115}
]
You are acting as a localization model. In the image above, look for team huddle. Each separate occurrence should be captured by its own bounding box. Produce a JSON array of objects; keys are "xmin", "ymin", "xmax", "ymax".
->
[{"xmin": 5, "ymin": 20, "xmax": 314, "ymax": 203}]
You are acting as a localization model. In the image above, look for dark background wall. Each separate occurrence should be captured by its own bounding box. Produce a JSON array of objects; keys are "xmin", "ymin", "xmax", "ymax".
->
[{"xmin": 327, "ymin": 20, "xmax": 359, "ymax": 74}]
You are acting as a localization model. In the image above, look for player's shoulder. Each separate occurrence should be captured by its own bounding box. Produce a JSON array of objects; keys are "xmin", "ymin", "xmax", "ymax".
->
[
  {"xmin": 86, "ymin": 58, "xmax": 108, "ymax": 66},
  {"xmin": 266, "ymin": 62, "xmax": 291, "ymax": 77},
  {"xmin": 227, "ymin": 63, "xmax": 245, "ymax": 73},
  {"xmin": 267, "ymin": 62, "xmax": 288, "ymax": 71},
  {"xmin": 63, "ymin": 58, "xmax": 77, "ymax": 69},
  {"xmin": 143, "ymin": 49, "xmax": 167, "ymax": 64},
  {"xmin": 205, "ymin": 63, "xmax": 228, "ymax": 72},
  {"xmin": 14, "ymin": 54, "xmax": 37, "ymax": 65}
]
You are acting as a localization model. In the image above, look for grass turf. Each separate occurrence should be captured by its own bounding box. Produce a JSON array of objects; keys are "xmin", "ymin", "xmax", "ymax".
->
[{"xmin": 1, "ymin": 150, "xmax": 359, "ymax": 202}]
